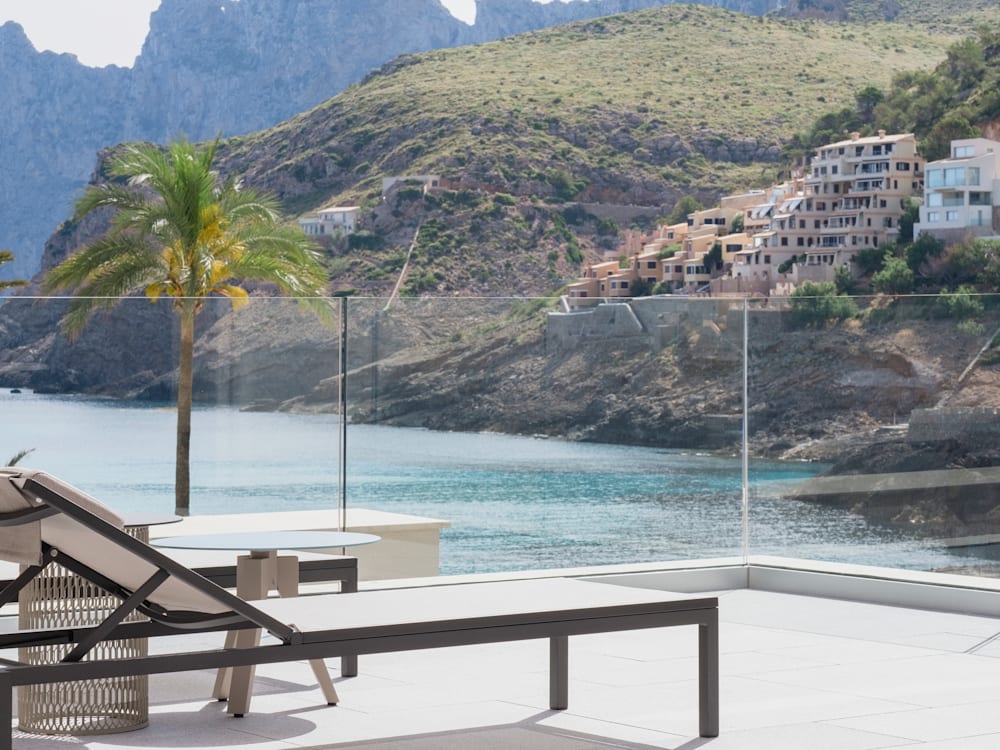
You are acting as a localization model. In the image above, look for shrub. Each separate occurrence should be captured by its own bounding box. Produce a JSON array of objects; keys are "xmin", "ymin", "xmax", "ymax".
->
[
  {"xmin": 347, "ymin": 230, "xmax": 384, "ymax": 251},
  {"xmin": 872, "ymin": 254, "xmax": 914, "ymax": 294},
  {"xmin": 935, "ymin": 285, "xmax": 984, "ymax": 320},
  {"xmin": 854, "ymin": 245, "xmax": 887, "ymax": 276},
  {"xmin": 958, "ymin": 319, "xmax": 986, "ymax": 337},
  {"xmin": 788, "ymin": 281, "xmax": 858, "ymax": 327},
  {"xmin": 904, "ymin": 233, "xmax": 945, "ymax": 274}
]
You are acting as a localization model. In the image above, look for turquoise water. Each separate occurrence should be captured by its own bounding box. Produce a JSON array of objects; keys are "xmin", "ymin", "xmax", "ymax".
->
[{"xmin": 0, "ymin": 389, "xmax": 982, "ymax": 574}]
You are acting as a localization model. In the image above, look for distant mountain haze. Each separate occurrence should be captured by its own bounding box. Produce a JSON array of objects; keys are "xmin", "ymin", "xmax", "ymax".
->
[{"xmin": 0, "ymin": 0, "xmax": 781, "ymax": 281}]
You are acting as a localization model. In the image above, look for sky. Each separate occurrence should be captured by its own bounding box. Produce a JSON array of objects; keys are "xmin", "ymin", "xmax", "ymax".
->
[{"xmin": 0, "ymin": 0, "xmax": 577, "ymax": 68}]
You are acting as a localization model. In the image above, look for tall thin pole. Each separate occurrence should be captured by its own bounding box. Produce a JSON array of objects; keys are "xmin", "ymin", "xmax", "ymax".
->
[
  {"xmin": 337, "ymin": 296, "xmax": 348, "ymax": 532},
  {"xmin": 741, "ymin": 298, "xmax": 750, "ymax": 565}
]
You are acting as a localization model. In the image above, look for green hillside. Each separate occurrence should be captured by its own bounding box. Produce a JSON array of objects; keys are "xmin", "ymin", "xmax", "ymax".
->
[{"xmin": 211, "ymin": 3, "xmax": 990, "ymax": 296}]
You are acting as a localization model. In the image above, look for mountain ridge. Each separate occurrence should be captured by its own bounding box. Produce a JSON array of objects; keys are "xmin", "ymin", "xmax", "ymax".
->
[{"xmin": 0, "ymin": 0, "xmax": 783, "ymax": 282}]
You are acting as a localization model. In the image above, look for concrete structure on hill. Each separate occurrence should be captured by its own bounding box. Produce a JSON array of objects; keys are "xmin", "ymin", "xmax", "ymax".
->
[{"xmin": 913, "ymin": 137, "xmax": 1000, "ymax": 243}]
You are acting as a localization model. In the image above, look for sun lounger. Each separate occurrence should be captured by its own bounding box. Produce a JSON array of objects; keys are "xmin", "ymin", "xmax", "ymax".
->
[{"xmin": 0, "ymin": 468, "xmax": 719, "ymax": 747}]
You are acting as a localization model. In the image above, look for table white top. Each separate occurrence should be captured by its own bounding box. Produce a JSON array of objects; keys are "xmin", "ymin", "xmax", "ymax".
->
[
  {"xmin": 151, "ymin": 530, "xmax": 380, "ymax": 553},
  {"xmin": 122, "ymin": 512, "xmax": 182, "ymax": 528}
]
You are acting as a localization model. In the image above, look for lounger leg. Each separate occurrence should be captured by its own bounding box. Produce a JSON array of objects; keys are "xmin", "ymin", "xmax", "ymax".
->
[
  {"xmin": 308, "ymin": 660, "xmax": 339, "ymax": 705},
  {"xmin": 340, "ymin": 566, "xmax": 358, "ymax": 677},
  {"xmin": 212, "ymin": 631, "xmax": 237, "ymax": 700},
  {"xmin": 549, "ymin": 635, "xmax": 568, "ymax": 710},
  {"xmin": 275, "ymin": 556, "xmax": 339, "ymax": 705},
  {"xmin": 0, "ymin": 672, "xmax": 11, "ymax": 750},
  {"xmin": 699, "ymin": 611, "xmax": 720, "ymax": 738},
  {"xmin": 224, "ymin": 554, "xmax": 270, "ymax": 716},
  {"xmin": 226, "ymin": 627, "xmax": 262, "ymax": 717}
]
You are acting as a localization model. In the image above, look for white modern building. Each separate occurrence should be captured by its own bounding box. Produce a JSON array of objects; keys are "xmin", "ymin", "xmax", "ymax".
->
[
  {"xmin": 914, "ymin": 137, "xmax": 1000, "ymax": 241},
  {"xmin": 298, "ymin": 205, "xmax": 360, "ymax": 237}
]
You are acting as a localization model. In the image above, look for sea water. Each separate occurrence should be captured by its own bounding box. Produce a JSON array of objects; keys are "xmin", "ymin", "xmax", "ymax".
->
[{"xmin": 0, "ymin": 389, "xmax": 983, "ymax": 574}]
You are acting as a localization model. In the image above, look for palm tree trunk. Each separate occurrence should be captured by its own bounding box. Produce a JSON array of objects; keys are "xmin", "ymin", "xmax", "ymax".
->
[{"xmin": 175, "ymin": 306, "xmax": 195, "ymax": 516}]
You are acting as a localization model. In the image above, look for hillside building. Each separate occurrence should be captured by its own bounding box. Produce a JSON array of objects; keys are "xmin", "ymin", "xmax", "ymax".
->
[
  {"xmin": 913, "ymin": 138, "xmax": 1000, "ymax": 242},
  {"xmin": 298, "ymin": 205, "xmax": 359, "ymax": 237}
]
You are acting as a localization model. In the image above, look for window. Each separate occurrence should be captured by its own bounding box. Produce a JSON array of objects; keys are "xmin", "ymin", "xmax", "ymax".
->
[
  {"xmin": 970, "ymin": 191, "xmax": 992, "ymax": 206},
  {"xmin": 646, "ymin": 261, "xmax": 657, "ymax": 269},
  {"xmin": 797, "ymin": 237, "xmax": 804, "ymax": 246},
  {"xmin": 780, "ymin": 237, "xmax": 788, "ymax": 246},
  {"xmin": 764, "ymin": 255, "xmax": 771, "ymax": 264},
  {"xmin": 954, "ymin": 145, "xmax": 974, "ymax": 158},
  {"xmin": 873, "ymin": 145, "xmax": 882, "ymax": 155},
  {"xmin": 946, "ymin": 210, "xmax": 959, "ymax": 222},
  {"xmin": 927, "ymin": 211, "xmax": 940, "ymax": 222},
  {"xmin": 799, "ymin": 220, "xmax": 806, "ymax": 229},
  {"xmin": 927, "ymin": 193, "xmax": 943, "ymax": 207},
  {"xmin": 832, "ymin": 165, "xmax": 838, "ymax": 174},
  {"xmin": 969, "ymin": 167, "xmax": 980, "ymax": 186},
  {"xmin": 931, "ymin": 167, "xmax": 966, "ymax": 186},
  {"xmin": 896, "ymin": 161, "xmax": 910, "ymax": 171}
]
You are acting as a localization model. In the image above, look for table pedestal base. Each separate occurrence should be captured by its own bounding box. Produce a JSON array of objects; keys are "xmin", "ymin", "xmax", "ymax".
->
[{"xmin": 214, "ymin": 552, "xmax": 343, "ymax": 716}]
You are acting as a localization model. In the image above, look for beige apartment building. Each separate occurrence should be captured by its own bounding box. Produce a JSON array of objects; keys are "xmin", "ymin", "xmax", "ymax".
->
[
  {"xmin": 733, "ymin": 132, "xmax": 923, "ymax": 289},
  {"xmin": 567, "ymin": 131, "xmax": 924, "ymax": 302}
]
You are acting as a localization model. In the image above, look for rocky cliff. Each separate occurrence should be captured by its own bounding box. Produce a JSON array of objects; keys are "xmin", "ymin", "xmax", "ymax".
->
[{"xmin": 0, "ymin": 0, "xmax": 782, "ymax": 282}]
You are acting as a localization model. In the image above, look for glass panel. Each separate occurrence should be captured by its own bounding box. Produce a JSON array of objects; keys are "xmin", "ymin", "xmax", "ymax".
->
[
  {"xmin": 342, "ymin": 296, "xmax": 747, "ymax": 577},
  {"xmin": 748, "ymin": 293, "xmax": 1000, "ymax": 576},
  {"xmin": 0, "ymin": 296, "xmax": 341, "ymax": 518}
]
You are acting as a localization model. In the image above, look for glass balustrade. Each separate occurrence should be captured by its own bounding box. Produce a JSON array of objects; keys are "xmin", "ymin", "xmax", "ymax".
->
[{"xmin": 1, "ymin": 291, "xmax": 998, "ymax": 581}]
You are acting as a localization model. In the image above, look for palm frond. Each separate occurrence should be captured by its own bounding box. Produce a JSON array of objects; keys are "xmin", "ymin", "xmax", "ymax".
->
[{"xmin": 5, "ymin": 448, "xmax": 35, "ymax": 467}]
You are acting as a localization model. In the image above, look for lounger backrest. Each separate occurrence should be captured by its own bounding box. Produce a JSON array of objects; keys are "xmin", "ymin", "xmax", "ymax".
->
[{"xmin": 0, "ymin": 468, "xmax": 229, "ymax": 615}]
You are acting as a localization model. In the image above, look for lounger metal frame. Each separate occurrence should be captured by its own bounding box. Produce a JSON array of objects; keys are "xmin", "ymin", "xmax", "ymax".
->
[{"xmin": 0, "ymin": 474, "xmax": 720, "ymax": 748}]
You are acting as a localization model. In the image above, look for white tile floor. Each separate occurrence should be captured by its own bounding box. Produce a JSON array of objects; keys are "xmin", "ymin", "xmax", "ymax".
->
[{"xmin": 10, "ymin": 588, "xmax": 1000, "ymax": 749}]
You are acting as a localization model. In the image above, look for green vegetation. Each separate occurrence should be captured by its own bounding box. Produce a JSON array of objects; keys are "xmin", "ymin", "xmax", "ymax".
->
[
  {"xmin": 4, "ymin": 448, "xmax": 34, "ymax": 467},
  {"xmin": 42, "ymin": 138, "xmax": 330, "ymax": 516},
  {"xmin": 666, "ymin": 196, "xmax": 704, "ymax": 225},
  {"xmin": 793, "ymin": 26, "xmax": 1000, "ymax": 160},
  {"xmin": 872, "ymin": 254, "xmax": 915, "ymax": 295},
  {"xmin": 0, "ymin": 251, "xmax": 26, "ymax": 291},
  {"xmin": 935, "ymin": 285, "xmax": 984, "ymax": 320},
  {"xmin": 789, "ymin": 281, "xmax": 859, "ymax": 326}
]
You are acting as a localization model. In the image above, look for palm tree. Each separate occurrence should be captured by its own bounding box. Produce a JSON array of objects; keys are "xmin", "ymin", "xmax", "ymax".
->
[
  {"xmin": 43, "ymin": 137, "xmax": 331, "ymax": 516},
  {"xmin": 0, "ymin": 250, "xmax": 28, "ymax": 291}
]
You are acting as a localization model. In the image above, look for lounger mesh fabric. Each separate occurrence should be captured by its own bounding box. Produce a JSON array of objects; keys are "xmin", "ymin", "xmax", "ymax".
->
[{"xmin": 2, "ymin": 469, "xmax": 228, "ymax": 614}]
